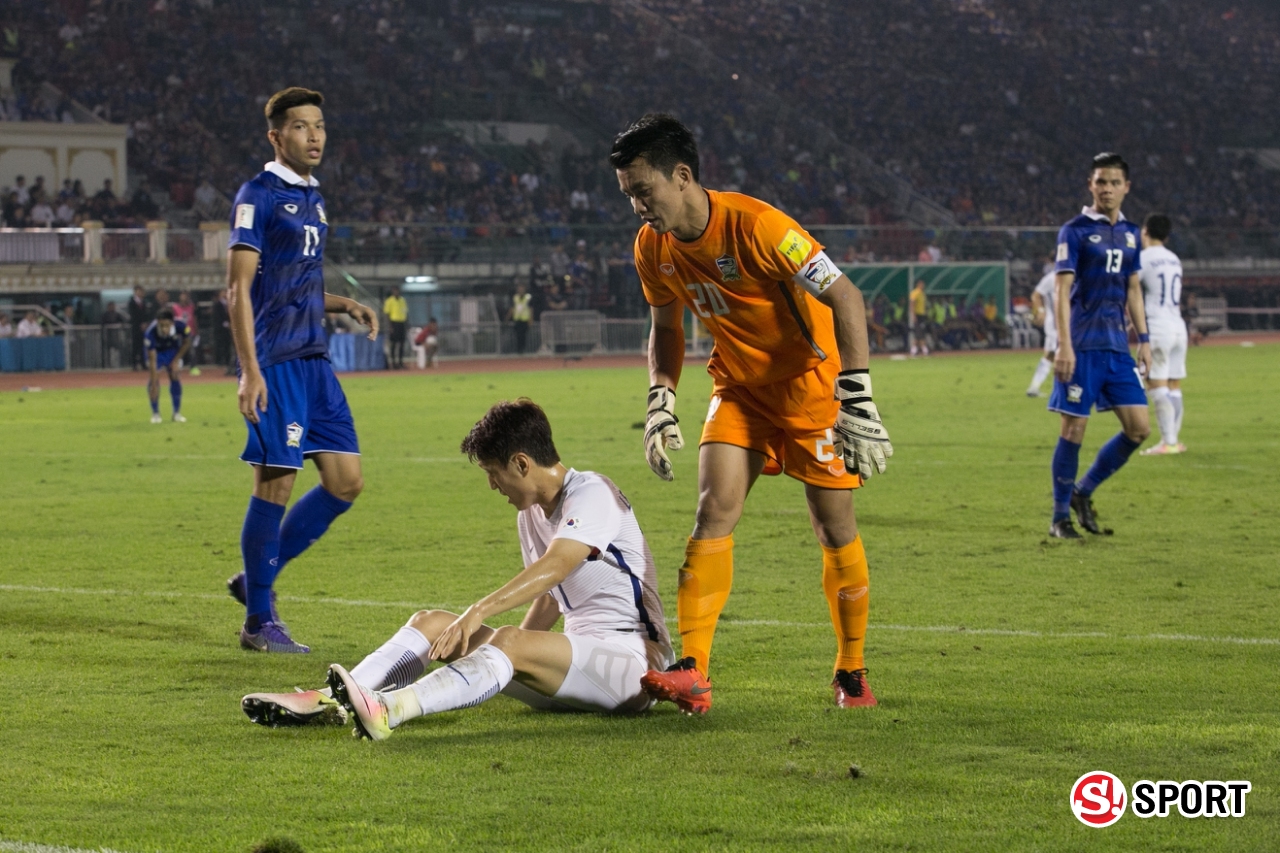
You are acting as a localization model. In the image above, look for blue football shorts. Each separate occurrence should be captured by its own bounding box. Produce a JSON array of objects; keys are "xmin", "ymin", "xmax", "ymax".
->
[
  {"xmin": 1048, "ymin": 349, "xmax": 1147, "ymax": 417},
  {"xmin": 152, "ymin": 349, "xmax": 179, "ymax": 369},
  {"xmin": 241, "ymin": 354, "xmax": 359, "ymax": 469}
]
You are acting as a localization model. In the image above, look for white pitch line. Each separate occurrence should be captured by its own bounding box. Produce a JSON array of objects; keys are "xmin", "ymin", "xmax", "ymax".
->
[
  {"xmin": 4, "ymin": 583, "xmax": 1279, "ymax": 647},
  {"xmin": 0, "ymin": 842, "xmax": 135, "ymax": 853}
]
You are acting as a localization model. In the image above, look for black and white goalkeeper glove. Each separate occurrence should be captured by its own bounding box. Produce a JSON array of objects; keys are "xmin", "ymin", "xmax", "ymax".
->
[
  {"xmin": 834, "ymin": 369, "xmax": 893, "ymax": 480},
  {"xmin": 644, "ymin": 385, "xmax": 684, "ymax": 481}
]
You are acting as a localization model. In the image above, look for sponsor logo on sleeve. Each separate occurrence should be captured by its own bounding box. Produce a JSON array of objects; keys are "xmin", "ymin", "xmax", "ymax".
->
[
  {"xmin": 801, "ymin": 256, "xmax": 839, "ymax": 293},
  {"xmin": 776, "ymin": 229, "xmax": 813, "ymax": 266},
  {"xmin": 235, "ymin": 204, "xmax": 255, "ymax": 230},
  {"xmin": 285, "ymin": 422, "xmax": 304, "ymax": 448},
  {"xmin": 715, "ymin": 255, "xmax": 742, "ymax": 282},
  {"xmin": 1125, "ymin": 232, "xmax": 1136, "ymax": 249},
  {"xmin": 1056, "ymin": 242, "xmax": 1069, "ymax": 261}
]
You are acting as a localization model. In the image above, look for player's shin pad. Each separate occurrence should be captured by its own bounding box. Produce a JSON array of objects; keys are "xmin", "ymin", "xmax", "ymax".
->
[
  {"xmin": 644, "ymin": 385, "xmax": 684, "ymax": 481},
  {"xmin": 833, "ymin": 369, "xmax": 893, "ymax": 479}
]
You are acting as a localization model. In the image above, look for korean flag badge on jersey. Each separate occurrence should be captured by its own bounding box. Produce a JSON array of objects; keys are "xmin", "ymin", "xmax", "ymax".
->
[{"xmin": 564, "ymin": 517, "xmax": 581, "ymax": 529}]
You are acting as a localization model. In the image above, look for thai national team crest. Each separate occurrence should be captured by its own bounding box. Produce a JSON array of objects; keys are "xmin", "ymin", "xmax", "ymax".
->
[
  {"xmin": 801, "ymin": 255, "xmax": 839, "ymax": 293},
  {"xmin": 715, "ymin": 255, "xmax": 742, "ymax": 282},
  {"xmin": 316, "ymin": 203, "xmax": 327, "ymax": 225},
  {"xmin": 1067, "ymin": 384, "xmax": 1083, "ymax": 404},
  {"xmin": 286, "ymin": 422, "xmax": 304, "ymax": 448}
]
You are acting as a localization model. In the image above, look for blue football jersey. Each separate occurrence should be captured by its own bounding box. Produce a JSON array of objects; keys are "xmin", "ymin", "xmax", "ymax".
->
[
  {"xmin": 1054, "ymin": 207, "xmax": 1142, "ymax": 352},
  {"xmin": 143, "ymin": 319, "xmax": 188, "ymax": 353},
  {"xmin": 228, "ymin": 162, "xmax": 330, "ymax": 369}
]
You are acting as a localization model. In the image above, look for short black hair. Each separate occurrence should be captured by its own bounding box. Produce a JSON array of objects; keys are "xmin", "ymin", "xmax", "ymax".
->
[
  {"xmin": 461, "ymin": 399, "xmax": 560, "ymax": 467},
  {"xmin": 1091, "ymin": 151, "xmax": 1130, "ymax": 179},
  {"xmin": 265, "ymin": 87, "xmax": 324, "ymax": 130},
  {"xmin": 609, "ymin": 113, "xmax": 700, "ymax": 182},
  {"xmin": 1144, "ymin": 213, "xmax": 1172, "ymax": 241},
  {"xmin": 156, "ymin": 307, "xmax": 175, "ymax": 321}
]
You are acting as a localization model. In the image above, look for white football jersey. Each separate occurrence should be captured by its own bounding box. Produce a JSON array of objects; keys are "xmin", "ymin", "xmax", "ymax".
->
[
  {"xmin": 516, "ymin": 469, "xmax": 673, "ymax": 656},
  {"xmin": 1033, "ymin": 271, "xmax": 1056, "ymax": 329},
  {"xmin": 1139, "ymin": 246, "xmax": 1187, "ymax": 335}
]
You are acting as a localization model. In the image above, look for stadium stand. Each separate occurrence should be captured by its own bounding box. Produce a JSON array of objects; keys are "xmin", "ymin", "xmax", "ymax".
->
[{"xmin": 3, "ymin": 1, "xmax": 1278, "ymax": 229}]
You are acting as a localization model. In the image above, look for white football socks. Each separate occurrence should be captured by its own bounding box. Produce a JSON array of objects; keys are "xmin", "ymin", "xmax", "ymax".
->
[
  {"xmin": 1169, "ymin": 389, "xmax": 1184, "ymax": 443},
  {"xmin": 383, "ymin": 643, "xmax": 515, "ymax": 728},
  {"xmin": 350, "ymin": 625, "xmax": 432, "ymax": 690},
  {"xmin": 1029, "ymin": 356, "xmax": 1053, "ymax": 393},
  {"xmin": 1149, "ymin": 386, "xmax": 1177, "ymax": 447}
]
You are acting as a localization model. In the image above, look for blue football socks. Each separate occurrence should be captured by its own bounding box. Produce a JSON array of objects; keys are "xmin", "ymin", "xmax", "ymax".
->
[
  {"xmin": 1051, "ymin": 437, "xmax": 1081, "ymax": 521},
  {"xmin": 149, "ymin": 394, "xmax": 159, "ymax": 415},
  {"xmin": 278, "ymin": 486, "xmax": 353, "ymax": 567},
  {"xmin": 1077, "ymin": 432, "xmax": 1142, "ymax": 497},
  {"xmin": 241, "ymin": 496, "xmax": 286, "ymax": 628},
  {"xmin": 170, "ymin": 379, "xmax": 182, "ymax": 414}
]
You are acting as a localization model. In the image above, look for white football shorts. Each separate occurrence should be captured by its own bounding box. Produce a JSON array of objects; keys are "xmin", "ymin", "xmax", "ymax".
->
[
  {"xmin": 1148, "ymin": 324, "xmax": 1188, "ymax": 381},
  {"xmin": 499, "ymin": 632, "xmax": 673, "ymax": 714},
  {"xmin": 1042, "ymin": 324, "xmax": 1058, "ymax": 354}
]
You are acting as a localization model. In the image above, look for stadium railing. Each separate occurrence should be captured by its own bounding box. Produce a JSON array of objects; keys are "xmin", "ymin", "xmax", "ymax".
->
[{"xmin": 6, "ymin": 224, "xmax": 1280, "ymax": 265}]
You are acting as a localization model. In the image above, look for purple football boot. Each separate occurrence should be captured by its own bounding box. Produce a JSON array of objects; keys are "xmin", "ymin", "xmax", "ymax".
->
[{"xmin": 239, "ymin": 620, "xmax": 310, "ymax": 654}]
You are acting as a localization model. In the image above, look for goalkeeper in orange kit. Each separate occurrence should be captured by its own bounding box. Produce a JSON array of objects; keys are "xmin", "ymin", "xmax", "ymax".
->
[{"xmin": 610, "ymin": 114, "xmax": 893, "ymax": 714}]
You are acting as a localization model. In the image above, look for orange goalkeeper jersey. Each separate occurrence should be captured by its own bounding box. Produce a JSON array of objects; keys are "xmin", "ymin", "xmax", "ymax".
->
[{"xmin": 636, "ymin": 190, "xmax": 837, "ymax": 387}]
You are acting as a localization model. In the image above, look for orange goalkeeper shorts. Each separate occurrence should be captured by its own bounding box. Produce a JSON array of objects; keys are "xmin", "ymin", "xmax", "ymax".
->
[{"xmin": 699, "ymin": 358, "xmax": 861, "ymax": 490}]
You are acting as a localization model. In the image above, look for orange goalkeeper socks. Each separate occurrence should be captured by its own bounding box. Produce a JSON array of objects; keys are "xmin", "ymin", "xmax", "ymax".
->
[
  {"xmin": 677, "ymin": 535, "xmax": 734, "ymax": 676},
  {"xmin": 822, "ymin": 536, "xmax": 870, "ymax": 672}
]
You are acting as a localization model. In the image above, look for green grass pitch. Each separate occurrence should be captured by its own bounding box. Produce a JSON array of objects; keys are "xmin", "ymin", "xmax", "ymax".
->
[{"xmin": 1, "ymin": 345, "xmax": 1277, "ymax": 852}]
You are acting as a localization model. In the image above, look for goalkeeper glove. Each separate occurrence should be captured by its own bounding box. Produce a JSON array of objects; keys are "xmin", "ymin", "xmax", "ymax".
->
[
  {"xmin": 834, "ymin": 369, "xmax": 893, "ymax": 480},
  {"xmin": 644, "ymin": 384, "xmax": 684, "ymax": 481}
]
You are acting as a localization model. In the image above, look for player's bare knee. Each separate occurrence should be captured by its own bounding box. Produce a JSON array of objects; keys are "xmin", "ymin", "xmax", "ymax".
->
[
  {"xmin": 407, "ymin": 609, "xmax": 450, "ymax": 637},
  {"xmin": 487, "ymin": 624, "xmax": 519, "ymax": 653},
  {"xmin": 693, "ymin": 495, "xmax": 741, "ymax": 538},
  {"xmin": 1128, "ymin": 422, "xmax": 1151, "ymax": 443}
]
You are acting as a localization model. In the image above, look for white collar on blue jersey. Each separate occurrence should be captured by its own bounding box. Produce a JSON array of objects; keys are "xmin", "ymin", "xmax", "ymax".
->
[
  {"xmin": 264, "ymin": 161, "xmax": 319, "ymax": 187},
  {"xmin": 1081, "ymin": 205, "xmax": 1126, "ymax": 223}
]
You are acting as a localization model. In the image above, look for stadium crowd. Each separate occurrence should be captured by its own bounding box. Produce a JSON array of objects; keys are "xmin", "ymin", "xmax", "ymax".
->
[{"xmin": 4, "ymin": 0, "xmax": 1279, "ymax": 230}]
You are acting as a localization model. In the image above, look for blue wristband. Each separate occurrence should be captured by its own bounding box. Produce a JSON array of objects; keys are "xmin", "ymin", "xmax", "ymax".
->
[{"xmin": 1138, "ymin": 333, "xmax": 1150, "ymax": 343}]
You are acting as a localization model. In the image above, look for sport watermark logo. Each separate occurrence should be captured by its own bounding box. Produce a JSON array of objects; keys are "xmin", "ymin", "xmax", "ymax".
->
[
  {"xmin": 1071, "ymin": 772, "xmax": 1252, "ymax": 827},
  {"xmin": 1131, "ymin": 780, "xmax": 1251, "ymax": 819},
  {"xmin": 1071, "ymin": 771, "xmax": 1126, "ymax": 827}
]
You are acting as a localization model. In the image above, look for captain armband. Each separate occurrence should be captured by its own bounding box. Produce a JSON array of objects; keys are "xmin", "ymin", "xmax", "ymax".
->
[{"xmin": 791, "ymin": 250, "xmax": 843, "ymax": 298}]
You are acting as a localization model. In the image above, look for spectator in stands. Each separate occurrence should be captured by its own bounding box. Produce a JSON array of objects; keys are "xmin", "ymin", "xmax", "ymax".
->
[
  {"xmin": 383, "ymin": 285, "xmax": 408, "ymax": 369},
  {"xmin": 193, "ymin": 179, "xmax": 225, "ymax": 222},
  {"xmin": 29, "ymin": 197, "xmax": 55, "ymax": 227},
  {"xmin": 2, "ymin": 191, "xmax": 25, "ymax": 227},
  {"xmin": 100, "ymin": 301, "xmax": 124, "ymax": 326},
  {"xmin": 130, "ymin": 180, "xmax": 159, "ymax": 221},
  {"xmin": 549, "ymin": 244, "xmax": 570, "ymax": 281},
  {"xmin": 17, "ymin": 310, "xmax": 43, "ymax": 338},
  {"xmin": 153, "ymin": 289, "xmax": 170, "ymax": 316},
  {"xmin": 60, "ymin": 303, "xmax": 76, "ymax": 327},
  {"xmin": 29, "ymin": 176, "xmax": 46, "ymax": 206},
  {"xmin": 127, "ymin": 285, "xmax": 152, "ymax": 370},
  {"xmin": 54, "ymin": 197, "xmax": 75, "ymax": 226},
  {"xmin": 544, "ymin": 281, "xmax": 568, "ymax": 312},
  {"xmin": 0, "ymin": 311, "xmax": 13, "ymax": 338},
  {"xmin": 13, "ymin": 176, "xmax": 29, "ymax": 207}
]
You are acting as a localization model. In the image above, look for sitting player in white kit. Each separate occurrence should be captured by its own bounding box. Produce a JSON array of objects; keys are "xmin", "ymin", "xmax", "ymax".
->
[
  {"xmin": 241, "ymin": 399, "xmax": 674, "ymax": 739},
  {"xmin": 1137, "ymin": 214, "xmax": 1189, "ymax": 455}
]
